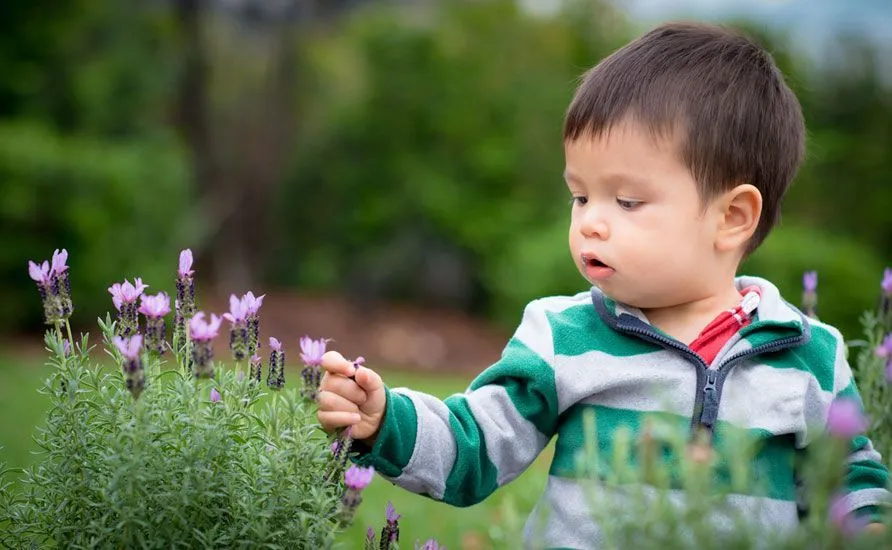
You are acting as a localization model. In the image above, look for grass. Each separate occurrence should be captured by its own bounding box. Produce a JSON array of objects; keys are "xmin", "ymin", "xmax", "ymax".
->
[{"xmin": 0, "ymin": 349, "xmax": 548, "ymax": 549}]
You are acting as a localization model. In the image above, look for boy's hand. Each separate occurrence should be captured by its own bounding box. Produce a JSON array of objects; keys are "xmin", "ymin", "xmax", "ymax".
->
[{"xmin": 316, "ymin": 351, "xmax": 386, "ymax": 443}]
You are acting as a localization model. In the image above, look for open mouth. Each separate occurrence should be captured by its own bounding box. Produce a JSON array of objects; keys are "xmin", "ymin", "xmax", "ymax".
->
[{"xmin": 582, "ymin": 254, "xmax": 610, "ymax": 269}]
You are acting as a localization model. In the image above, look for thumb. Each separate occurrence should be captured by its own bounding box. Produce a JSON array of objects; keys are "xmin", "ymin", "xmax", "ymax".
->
[{"xmin": 354, "ymin": 366, "xmax": 384, "ymax": 394}]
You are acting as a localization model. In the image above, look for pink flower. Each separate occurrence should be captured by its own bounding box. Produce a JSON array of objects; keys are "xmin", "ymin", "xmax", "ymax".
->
[
  {"xmin": 243, "ymin": 291, "xmax": 265, "ymax": 316},
  {"xmin": 882, "ymin": 268, "xmax": 892, "ymax": 295},
  {"xmin": 223, "ymin": 293, "xmax": 251, "ymax": 324},
  {"xmin": 269, "ymin": 337, "xmax": 282, "ymax": 352},
  {"xmin": 189, "ymin": 312, "xmax": 222, "ymax": 341},
  {"xmin": 344, "ymin": 465, "xmax": 375, "ymax": 491},
  {"xmin": 299, "ymin": 336, "xmax": 328, "ymax": 366},
  {"xmin": 385, "ymin": 501, "xmax": 400, "ymax": 522},
  {"xmin": 802, "ymin": 271, "xmax": 818, "ymax": 292},
  {"xmin": 210, "ymin": 388, "xmax": 221, "ymax": 402},
  {"xmin": 138, "ymin": 292, "xmax": 171, "ymax": 318},
  {"xmin": 877, "ymin": 334, "xmax": 892, "ymax": 359},
  {"xmin": 51, "ymin": 249, "xmax": 69, "ymax": 275},
  {"xmin": 178, "ymin": 249, "xmax": 194, "ymax": 278},
  {"xmin": 826, "ymin": 398, "xmax": 868, "ymax": 438},
  {"xmin": 28, "ymin": 260, "xmax": 51, "ymax": 284},
  {"xmin": 108, "ymin": 278, "xmax": 149, "ymax": 311},
  {"xmin": 415, "ymin": 539, "xmax": 442, "ymax": 550},
  {"xmin": 113, "ymin": 334, "xmax": 143, "ymax": 361}
]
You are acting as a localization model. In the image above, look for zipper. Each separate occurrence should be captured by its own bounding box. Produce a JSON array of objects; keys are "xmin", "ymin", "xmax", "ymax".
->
[
  {"xmin": 611, "ymin": 315, "xmax": 806, "ymax": 441},
  {"xmin": 610, "ymin": 320, "xmax": 712, "ymax": 437}
]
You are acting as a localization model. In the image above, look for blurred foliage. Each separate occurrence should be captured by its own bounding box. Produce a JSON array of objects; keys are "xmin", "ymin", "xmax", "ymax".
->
[
  {"xmin": 0, "ymin": 0, "xmax": 890, "ymax": 338},
  {"xmin": 0, "ymin": 121, "xmax": 194, "ymax": 333}
]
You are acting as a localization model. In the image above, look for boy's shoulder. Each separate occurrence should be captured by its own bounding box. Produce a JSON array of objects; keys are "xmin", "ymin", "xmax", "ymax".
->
[{"xmin": 525, "ymin": 290, "xmax": 593, "ymax": 315}]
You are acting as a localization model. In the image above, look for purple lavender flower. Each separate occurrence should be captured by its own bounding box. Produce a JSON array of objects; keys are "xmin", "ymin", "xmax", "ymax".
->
[
  {"xmin": 299, "ymin": 336, "xmax": 327, "ymax": 366},
  {"xmin": 250, "ymin": 353, "xmax": 262, "ymax": 383},
  {"xmin": 62, "ymin": 339, "xmax": 71, "ymax": 357},
  {"xmin": 174, "ymin": 249, "xmax": 196, "ymax": 343},
  {"xmin": 243, "ymin": 291, "xmax": 265, "ymax": 357},
  {"xmin": 28, "ymin": 249, "xmax": 73, "ymax": 324},
  {"xmin": 28, "ymin": 260, "xmax": 51, "ymax": 284},
  {"xmin": 113, "ymin": 335, "xmax": 145, "ymax": 399},
  {"xmin": 345, "ymin": 465, "xmax": 375, "ymax": 491},
  {"xmin": 178, "ymin": 249, "xmax": 194, "ymax": 279},
  {"xmin": 330, "ymin": 427, "xmax": 354, "ymax": 472},
  {"xmin": 364, "ymin": 527, "xmax": 377, "ymax": 550},
  {"xmin": 340, "ymin": 465, "xmax": 375, "ymax": 524},
  {"xmin": 210, "ymin": 387, "xmax": 221, "ymax": 403},
  {"xmin": 380, "ymin": 501, "xmax": 401, "ymax": 549},
  {"xmin": 223, "ymin": 293, "xmax": 251, "ymax": 362},
  {"xmin": 139, "ymin": 292, "xmax": 171, "ymax": 354},
  {"xmin": 877, "ymin": 334, "xmax": 892, "ymax": 359},
  {"xmin": 29, "ymin": 259, "xmax": 56, "ymax": 324},
  {"xmin": 189, "ymin": 312, "xmax": 222, "ymax": 379},
  {"xmin": 415, "ymin": 540, "xmax": 443, "ymax": 550},
  {"xmin": 300, "ymin": 336, "xmax": 329, "ymax": 401},
  {"xmin": 189, "ymin": 312, "xmax": 222, "ymax": 341},
  {"xmin": 877, "ymin": 334, "xmax": 892, "ymax": 381},
  {"xmin": 801, "ymin": 270, "xmax": 818, "ymax": 318},
  {"xmin": 109, "ymin": 278, "xmax": 148, "ymax": 336},
  {"xmin": 50, "ymin": 249, "xmax": 73, "ymax": 319},
  {"xmin": 881, "ymin": 268, "xmax": 892, "ymax": 319},
  {"xmin": 826, "ymin": 398, "xmax": 868, "ymax": 439},
  {"xmin": 267, "ymin": 336, "xmax": 285, "ymax": 390}
]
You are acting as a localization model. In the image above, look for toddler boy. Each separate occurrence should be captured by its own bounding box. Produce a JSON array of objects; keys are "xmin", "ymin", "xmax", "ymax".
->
[{"xmin": 316, "ymin": 21, "xmax": 890, "ymax": 548}]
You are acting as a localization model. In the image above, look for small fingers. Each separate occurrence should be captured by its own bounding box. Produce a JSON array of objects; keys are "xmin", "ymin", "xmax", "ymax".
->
[
  {"xmin": 316, "ymin": 390, "xmax": 361, "ymax": 415},
  {"xmin": 318, "ymin": 375, "xmax": 367, "ymax": 405},
  {"xmin": 317, "ymin": 410, "xmax": 362, "ymax": 431},
  {"xmin": 321, "ymin": 351, "xmax": 357, "ymax": 377},
  {"xmin": 354, "ymin": 366, "xmax": 383, "ymax": 393}
]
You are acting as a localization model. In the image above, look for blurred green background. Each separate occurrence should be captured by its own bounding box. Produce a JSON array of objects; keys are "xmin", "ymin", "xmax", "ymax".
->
[{"xmin": 1, "ymin": 0, "xmax": 890, "ymax": 547}]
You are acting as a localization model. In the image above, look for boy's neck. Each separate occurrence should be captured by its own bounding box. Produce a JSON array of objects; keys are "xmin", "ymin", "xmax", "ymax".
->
[{"xmin": 639, "ymin": 283, "xmax": 745, "ymax": 345}]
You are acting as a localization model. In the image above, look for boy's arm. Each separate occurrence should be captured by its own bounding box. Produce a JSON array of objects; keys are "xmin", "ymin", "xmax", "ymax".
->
[{"xmin": 353, "ymin": 299, "xmax": 560, "ymax": 507}]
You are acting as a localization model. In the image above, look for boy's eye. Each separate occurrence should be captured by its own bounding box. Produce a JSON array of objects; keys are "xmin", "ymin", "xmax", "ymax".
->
[
  {"xmin": 616, "ymin": 198, "xmax": 642, "ymax": 210},
  {"xmin": 570, "ymin": 196, "xmax": 588, "ymax": 206}
]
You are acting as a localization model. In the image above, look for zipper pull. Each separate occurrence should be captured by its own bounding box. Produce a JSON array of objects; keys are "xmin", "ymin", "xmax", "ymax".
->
[
  {"xmin": 740, "ymin": 291, "xmax": 760, "ymax": 316},
  {"xmin": 700, "ymin": 370, "xmax": 720, "ymax": 430}
]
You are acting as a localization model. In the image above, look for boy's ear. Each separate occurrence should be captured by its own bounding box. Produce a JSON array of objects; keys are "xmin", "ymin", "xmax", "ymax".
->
[{"xmin": 714, "ymin": 184, "xmax": 762, "ymax": 253}]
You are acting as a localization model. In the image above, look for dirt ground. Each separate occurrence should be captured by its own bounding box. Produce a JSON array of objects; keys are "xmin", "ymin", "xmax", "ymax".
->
[{"xmin": 206, "ymin": 291, "xmax": 511, "ymax": 376}]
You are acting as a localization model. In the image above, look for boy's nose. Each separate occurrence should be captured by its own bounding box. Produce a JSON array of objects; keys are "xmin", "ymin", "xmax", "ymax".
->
[{"xmin": 580, "ymin": 209, "xmax": 610, "ymax": 240}]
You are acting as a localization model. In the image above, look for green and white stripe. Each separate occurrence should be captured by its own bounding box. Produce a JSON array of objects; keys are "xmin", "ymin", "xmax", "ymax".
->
[{"xmin": 354, "ymin": 277, "xmax": 890, "ymax": 549}]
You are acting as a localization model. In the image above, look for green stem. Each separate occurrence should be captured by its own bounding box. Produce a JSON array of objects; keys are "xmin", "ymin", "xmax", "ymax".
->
[{"xmin": 64, "ymin": 319, "xmax": 75, "ymax": 355}]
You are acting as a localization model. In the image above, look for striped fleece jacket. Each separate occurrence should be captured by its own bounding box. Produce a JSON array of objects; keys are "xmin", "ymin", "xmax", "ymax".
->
[{"xmin": 353, "ymin": 276, "xmax": 890, "ymax": 549}]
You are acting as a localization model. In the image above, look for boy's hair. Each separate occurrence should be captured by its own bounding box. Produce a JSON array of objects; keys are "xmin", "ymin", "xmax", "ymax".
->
[{"xmin": 564, "ymin": 22, "xmax": 805, "ymax": 254}]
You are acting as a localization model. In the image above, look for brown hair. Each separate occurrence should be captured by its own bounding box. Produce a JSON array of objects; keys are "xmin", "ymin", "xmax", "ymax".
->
[{"xmin": 564, "ymin": 22, "xmax": 805, "ymax": 254}]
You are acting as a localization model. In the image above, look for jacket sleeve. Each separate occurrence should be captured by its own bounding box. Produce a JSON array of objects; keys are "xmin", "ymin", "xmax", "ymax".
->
[{"xmin": 353, "ymin": 299, "xmax": 560, "ymax": 506}]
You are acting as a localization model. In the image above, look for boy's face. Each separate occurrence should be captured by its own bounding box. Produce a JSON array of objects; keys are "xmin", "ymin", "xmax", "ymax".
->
[{"xmin": 564, "ymin": 121, "xmax": 724, "ymax": 310}]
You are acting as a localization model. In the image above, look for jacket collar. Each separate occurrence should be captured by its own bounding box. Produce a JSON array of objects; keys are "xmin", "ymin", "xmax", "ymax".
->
[{"xmin": 590, "ymin": 275, "xmax": 810, "ymax": 344}]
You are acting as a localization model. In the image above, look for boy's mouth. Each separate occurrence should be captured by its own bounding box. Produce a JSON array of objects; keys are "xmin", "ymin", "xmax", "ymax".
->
[
  {"xmin": 582, "ymin": 254, "xmax": 615, "ymax": 280},
  {"xmin": 582, "ymin": 254, "xmax": 610, "ymax": 269}
]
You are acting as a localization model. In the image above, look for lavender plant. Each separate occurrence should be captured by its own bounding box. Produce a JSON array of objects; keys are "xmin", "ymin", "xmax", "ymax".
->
[
  {"xmin": 0, "ymin": 249, "xmax": 375, "ymax": 549},
  {"xmin": 851, "ymin": 267, "xmax": 892, "ymax": 463}
]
